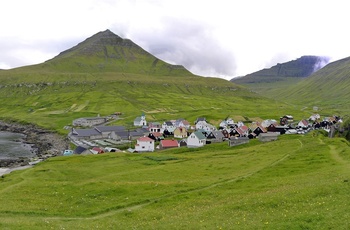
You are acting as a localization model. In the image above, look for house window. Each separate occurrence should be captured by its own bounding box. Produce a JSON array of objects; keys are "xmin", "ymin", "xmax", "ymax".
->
[{"xmin": 142, "ymin": 146, "xmax": 145, "ymax": 149}]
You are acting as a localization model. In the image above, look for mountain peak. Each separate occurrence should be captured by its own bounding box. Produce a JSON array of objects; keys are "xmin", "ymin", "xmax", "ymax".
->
[{"xmin": 42, "ymin": 30, "xmax": 190, "ymax": 76}]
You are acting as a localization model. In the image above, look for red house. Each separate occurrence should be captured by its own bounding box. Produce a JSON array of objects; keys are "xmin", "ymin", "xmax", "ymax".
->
[{"xmin": 159, "ymin": 140, "xmax": 179, "ymax": 149}]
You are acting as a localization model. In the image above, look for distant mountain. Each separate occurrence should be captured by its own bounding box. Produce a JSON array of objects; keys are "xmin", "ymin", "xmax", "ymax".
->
[
  {"xmin": 268, "ymin": 56, "xmax": 350, "ymax": 108},
  {"xmin": 230, "ymin": 56, "xmax": 330, "ymax": 94}
]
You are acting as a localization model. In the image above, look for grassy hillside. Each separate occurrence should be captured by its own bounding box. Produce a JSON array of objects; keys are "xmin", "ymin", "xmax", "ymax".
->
[
  {"xmin": 231, "ymin": 56, "xmax": 329, "ymax": 94},
  {"xmin": 0, "ymin": 30, "xmax": 310, "ymax": 132},
  {"xmin": 0, "ymin": 133, "xmax": 349, "ymax": 229},
  {"xmin": 262, "ymin": 56, "xmax": 350, "ymax": 115}
]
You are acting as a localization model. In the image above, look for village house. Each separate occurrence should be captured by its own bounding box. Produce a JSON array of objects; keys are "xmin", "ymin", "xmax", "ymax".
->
[
  {"xmin": 206, "ymin": 130, "xmax": 225, "ymax": 143},
  {"xmin": 135, "ymin": 137, "xmax": 155, "ymax": 152},
  {"xmin": 195, "ymin": 117, "xmax": 206, "ymax": 124},
  {"xmin": 280, "ymin": 115, "xmax": 294, "ymax": 125},
  {"xmin": 309, "ymin": 114, "xmax": 321, "ymax": 121},
  {"xmin": 298, "ymin": 119, "xmax": 310, "ymax": 129},
  {"xmin": 219, "ymin": 120, "xmax": 228, "ymax": 129},
  {"xmin": 162, "ymin": 121, "xmax": 176, "ymax": 133},
  {"xmin": 221, "ymin": 129, "xmax": 230, "ymax": 139},
  {"xmin": 195, "ymin": 120, "xmax": 208, "ymax": 130},
  {"xmin": 174, "ymin": 127, "xmax": 188, "ymax": 138},
  {"xmin": 202, "ymin": 123, "xmax": 217, "ymax": 132},
  {"xmin": 71, "ymin": 128, "xmax": 103, "ymax": 140},
  {"xmin": 219, "ymin": 118, "xmax": 235, "ymax": 129},
  {"xmin": 74, "ymin": 146, "xmax": 87, "ymax": 155},
  {"xmin": 178, "ymin": 139, "xmax": 187, "ymax": 147},
  {"xmin": 91, "ymin": 147, "xmax": 105, "ymax": 154},
  {"xmin": 195, "ymin": 120, "xmax": 216, "ymax": 132},
  {"xmin": 261, "ymin": 119, "xmax": 278, "ymax": 128},
  {"xmin": 148, "ymin": 132, "xmax": 164, "ymax": 141},
  {"xmin": 178, "ymin": 120, "xmax": 191, "ymax": 129},
  {"xmin": 250, "ymin": 123, "xmax": 267, "ymax": 136},
  {"xmin": 134, "ymin": 113, "xmax": 147, "ymax": 127},
  {"xmin": 70, "ymin": 125, "xmax": 144, "ymax": 141},
  {"xmin": 231, "ymin": 125, "xmax": 249, "ymax": 137},
  {"xmin": 267, "ymin": 124, "xmax": 288, "ymax": 134},
  {"xmin": 196, "ymin": 129, "xmax": 210, "ymax": 137},
  {"xmin": 174, "ymin": 119, "xmax": 191, "ymax": 129},
  {"xmin": 148, "ymin": 122, "xmax": 162, "ymax": 133},
  {"xmin": 94, "ymin": 126, "xmax": 126, "ymax": 138},
  {"xmin": 187, "ymin": 131, "xmax": 206, "ymax": 148},
  {"xmin": 159, "ymin": 139, "xmax": 179, "ymax": 149}
]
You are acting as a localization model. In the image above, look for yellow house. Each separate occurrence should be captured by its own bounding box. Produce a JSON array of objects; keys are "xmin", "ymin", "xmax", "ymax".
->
[{"xmin": 174, "ymin": 127, "xmax": 187, "ymax": 138}]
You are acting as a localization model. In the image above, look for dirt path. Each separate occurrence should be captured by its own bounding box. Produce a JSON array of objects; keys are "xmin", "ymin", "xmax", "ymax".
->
[{"xmin": 329, "ymin": 145, "xmax": 348, "ymax": 165}]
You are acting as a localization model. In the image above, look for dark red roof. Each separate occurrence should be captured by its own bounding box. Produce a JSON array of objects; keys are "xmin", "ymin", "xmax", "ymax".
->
[
  {"xmin": 92, "ymin": 147, "xmax": 104, "ymax": 153},
  {"xmin": 151, "ymin": 132, "xmax": 163, "ymax": 137},
  {"xmin": 160, "ymin": 140, "xmax": 178, "ymax": 148}
]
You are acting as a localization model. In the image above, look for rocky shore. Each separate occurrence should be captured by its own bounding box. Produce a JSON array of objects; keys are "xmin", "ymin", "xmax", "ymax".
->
[{"xmin": 0, "ymin": 121, "xmax": 69, "ymax": 168}]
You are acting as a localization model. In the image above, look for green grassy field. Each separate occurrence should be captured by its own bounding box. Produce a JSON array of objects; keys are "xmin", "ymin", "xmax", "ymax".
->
[
  {"xmin": 0, "ymin": 69, "xmax": 312, "ymax": 133},
  {"xmin": 0, "ymin": 133, "xmax": 349, "ymax": 229}
]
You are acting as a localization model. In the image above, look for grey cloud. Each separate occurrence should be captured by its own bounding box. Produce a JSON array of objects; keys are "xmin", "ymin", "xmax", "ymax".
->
[
  {"xmin": 123, "ymin": 17, "xmax": 237, "ymax": 78},
  {"xmin": 0, "ymin": 36, "xmax": 82, "ymax": 68}
]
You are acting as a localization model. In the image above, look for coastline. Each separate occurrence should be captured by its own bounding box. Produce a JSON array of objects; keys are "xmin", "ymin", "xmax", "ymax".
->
[
  {"xmin": 0, "ymin": 165, "xmax": 33, "ymax": 177},
  {"xmin": 0, "ymin": 121, "xmax": 69, "ymax": 168}
]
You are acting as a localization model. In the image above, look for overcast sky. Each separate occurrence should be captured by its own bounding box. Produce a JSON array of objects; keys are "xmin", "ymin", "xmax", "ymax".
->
[{"xmin": 1, "ymin": 0, "xmax": 349, "ymax": 79}]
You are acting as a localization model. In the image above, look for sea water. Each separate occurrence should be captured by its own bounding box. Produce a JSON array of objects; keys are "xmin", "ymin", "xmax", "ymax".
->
[{"xmin": 0, "ymin": 131, "xmax": 35, "ymax": 159}]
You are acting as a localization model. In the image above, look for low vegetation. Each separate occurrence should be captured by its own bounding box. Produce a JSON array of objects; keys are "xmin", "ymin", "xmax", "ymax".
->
[{"xmin": 0, "ymin": 133, "xmax": 349, "ymax": 229}]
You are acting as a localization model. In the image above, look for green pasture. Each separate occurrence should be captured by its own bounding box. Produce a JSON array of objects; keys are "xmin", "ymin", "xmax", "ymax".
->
[
  {"xmin": 0, "ymin": 70, "xmax": 311, "ymax": 133},
  {"xmin": 0, "ymin": 133, "xmax": 349, "ymax": 229}
]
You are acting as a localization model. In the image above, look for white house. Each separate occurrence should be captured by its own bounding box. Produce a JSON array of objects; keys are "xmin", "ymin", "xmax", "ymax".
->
[
  {"xmin": 187, "ymin": 131, "xmax": 206, "ymax": 148},
  {"xmin": 220, "ymin": 118, "xmax": 235, "ymax": 128},
  {"xmin": 219, "ymin": 120, "xmax": 227, "ymax": 128},
  {"xmin": 135, "ymin": 137, "xmax": 154, "ymax": 152},
  {"xmin": 178, "ymin": 120, "xmax": 191, "ymax": 129},
  {"xmin": 162, "ymin": 121, "xmax": 176, "ymax": 133},
  {"xmin": 261, "ymin": 119, "xmax": 277, "ymax": 128},
  {"xmin": 226, "ymin": 118, "xmax": 235, "ymax": 125},
  {"xmin": 309, "ymin": 114, "xmax": 321, "ymax": 121},
  {"xmin": 298, "ymin": 119, "xmax": 309, "ymax": 129},
  {"xmin": 134, "ymin": 113, "xmax": 147, "ymax": 127},
  {"xmin": 195, "ymin": 120, "xmax": 207, "ymax": 130},
  {"xmin": 202, "ymin": 123, "xmax": 217, "ymax": 132}
]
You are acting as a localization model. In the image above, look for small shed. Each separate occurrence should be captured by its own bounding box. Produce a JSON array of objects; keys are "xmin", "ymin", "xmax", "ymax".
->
[
  {"xmin": 258, "ymin": 132, "xmax": 279, "ymax": 142},
  {"xmin": 63, "ymin": 150, "xmax": 74, "ymax": 156},
  {"xmin": 228, "ymin": 137, "xmax": 250, "ymax": 147},
  {"xmin": 178, "ymin": 139, "xmax": 187, "ymax": 147}
]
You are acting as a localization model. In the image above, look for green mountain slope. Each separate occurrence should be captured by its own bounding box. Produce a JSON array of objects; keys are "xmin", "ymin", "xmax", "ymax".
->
[
  {"xmin": 231, "ymin": 56, "xmax": 329, "ymax": 94},
  {"xmin": 266, "ymin": 56, "xmax": 350, "ymax": 113},
  {"xmin": 0, "ymin": 30, "xmax": 303, "ymax": 131},
  {"xmin": 15, "ymin": 29, "xmax": 189, "ymax": 76}
]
